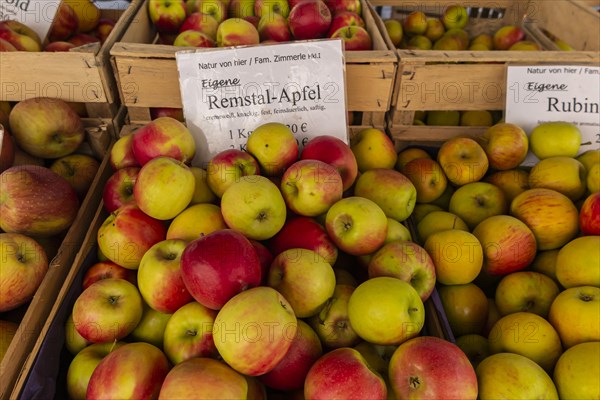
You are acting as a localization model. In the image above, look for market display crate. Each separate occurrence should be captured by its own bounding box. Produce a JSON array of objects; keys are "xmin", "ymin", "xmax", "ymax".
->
[
  {"xmin": 109, "ymin": 0, "xmax": 397, "ymax": 129},
  {"xmin": 0, "ymin": 0, "xmax": 144, "ymax": 119},
  {"xmin": 0, "ymin": 116, "xmax": 121, "ymax": 399},
  {"xmin": 370, "ymin": 0, "xmax": 600, "ymax": 137}
]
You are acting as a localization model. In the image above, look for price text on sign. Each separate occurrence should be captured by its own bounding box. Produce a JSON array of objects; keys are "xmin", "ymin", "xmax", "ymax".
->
[
  {"xmin": 506, "ymin": 65, "xmax": 600, "ymax": 165},
  {"xmin": 176, "ymin": 40, "xmax": 348, "ymax": 166},
  {"xmin": 0, "ymin": 0, "xmax": 61, "ymax": 41}
]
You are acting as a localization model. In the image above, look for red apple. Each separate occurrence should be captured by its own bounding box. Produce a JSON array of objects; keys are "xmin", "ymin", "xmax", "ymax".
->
[
  {"xmin": 82, "ymin": 261, "xmax": 137, "ymax": 290},
  {"xmin": 327, "ymin": 10, "xmax": 364, "ymax": 36},
  {"xmin": 110, "ymin": 134, "xmax": 139, "ymax": 170},
  {"xmin": 86, "ymin": 342, "xmax": 169, "ymax": 399},
  {"xmin": 300, "ymin": 135, "xmax": 358, "ymax": 191},
  {"xmin": 243, "ymin": 15, "xmax": 261, "ymax": 28},
  {"xmin": 304, "ymin": 347, "xmax": 387, "ymax": 399},
  {"xmin": 254, "ymin": 0, "xmax": 290, "ymax": 18},
  {"xmin": 0, "ymin": 165, "xmax": 79, "ymax": 237},
  {"xmin": 181, "ymin": 229, "xmax": 262, "ymax": 310},
  {"xmin": 250, "ymin": 239, "xmax": 273, "ymax": 284},
  {"xmin": 179, "ymin": 12, "xmax": 219, "ymax": 39},
  {"xmin": 493, "ymin": 25, "xmax": 526, "ymax": 50},
  {"xmin": 43, "ymin": 41, "xmax": 76, "ymax": 52},
  {"xmin": 288, "ymin": 0, "xmax": 331, "ymax": 40},
  {"xmin": 148, "ymin": 0, "xmax": 187, "ymax": 33},
  {"xmin": 97, "ymin": 204, "xmax": 167, "ymax": 269},
  {"xmin": 0, "ymin": 21, "xmax": 41, "ymax": 52},
  {"xmin": 132, "ymin": 117, "xmax": 196, "ymax": 166},
  {"xmin": 258, "ymin": 13, "xmax": 291, "ymax": 42},
  {"xmin": 49, "ymin": 3, "xmax": 79, "ymax": 41},
  {"xmin": 216, "ymin": 17, "xmax": 260, "ymax": 46},
  {"xmin": 260, "ymin": 320, "xmax": 323, "ymax": 391},
  {"xmin": 68, "ymin": 33, "xmax": 100, "ymax": 47},
  {"xmin": 102, "ymin": 167, "xmax": 140, "ymax": 213},
  {"xmin": 95, "ymin": 18, "xmax": 116, "ymax": 44},
  {"xmin": 0, "ymin": 38, "xmax": 17, "ymax": 51},
  {"xmin": 173, "ymin": 29, "xmax": 216, "ymax": 47},
  {"xmin": 580, "ymin": 192, "xmax": 600, "ymax": 235},
  {"xmin": 206, "ymin": 148, "xmax": 260, "ymax": 197},
  {"xmin": 324, "ymin": 0, "xmax": 360, "ymax": 15},
  {"xmin": 389, "ymin": 336, "xmax": 478, "ymax": 400},
  {"xmin": 150, "ymin": 107, "xmax": 184, "ymax": 122},
  {"xmin": 0, "ymin": 127, "xmax": 15, "ymax": 173}
]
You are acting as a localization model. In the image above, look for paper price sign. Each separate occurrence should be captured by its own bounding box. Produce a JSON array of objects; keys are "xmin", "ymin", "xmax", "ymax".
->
[
  {"xmin": 505, "ymin": 65, "xmax": 600, "ymax": 165},
  {"xmin": 176, "ymin": 40, "xmax": 348, "ymax": 166},
  {"xmin": 0, "ymin": 0, "xmax": 61, "ymax": 42}
]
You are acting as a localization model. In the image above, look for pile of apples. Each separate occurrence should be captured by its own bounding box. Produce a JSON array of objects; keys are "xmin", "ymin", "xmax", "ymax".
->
[
  {"xmin": 0, "ymin": 97, "xmax": 102, "ymax": 362},
  {"xmin": 149, "ymin": 0, "xmax": 373, "ymax": 50},
  {"xmin": 399, "ymin": 121, "xmax": 599, "ymax": 398},
  {"xmin": 384, "ymin": 4, "xmax": 542, "ymax": 51},
  {"xmin": 412, "ymin": 110, "xmax": 501, "ymax": 127},
  {"xmin": 0, "ymin": 0, "xmax": 117, "ymax": 53},
  {"xmin": 62, "ymin": 117, "xmax": 486, "ymax": 399}
]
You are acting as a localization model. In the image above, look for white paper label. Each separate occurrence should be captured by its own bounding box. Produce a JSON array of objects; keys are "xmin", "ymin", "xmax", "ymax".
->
[
  {"xmin": 505, "ymin": 65, "xmax": 600, "ymax": 165},
  {"xmin": 176, "ymin": 40, "xmax": 348, "ymax": 167},
  {"xmin": 0, "ymin": 0, "xmax": 61, "ymax": 41}
]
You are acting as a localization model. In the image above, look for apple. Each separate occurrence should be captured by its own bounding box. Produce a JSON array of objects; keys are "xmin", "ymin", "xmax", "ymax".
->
[
  {"xmin": 249, "ymin": 240, "xmax": 273, "ymax": 284},
  {"xmin": 549, "ymin": 286, "xmax": 600, "ymax": 348},
  {"xmin": 50, "ymin": 153, "xmax": 99, "ymax": 198},
  {"xmin": 580, "ymin": 192, "xmax": 600, "ymax": 235},
  {"xmin": 460, "ymin": 111, "xmax": 493, "ymax": 126},
  {"xmin": 476, "ymin": 353, "xmax": 559, "ymax": 399},
  {"xmin": 205, "ymin": 149, "xmax": 259, "ymax": 197},
  {"xmin": 149, "ymin": 0, "xmax": 187, "ymax": 33},
  {"xmin": 577, "ymin": 149, "xmax": 600, "ymax": 172},
  {"xmin": 44, "ymin": 41, "xmax": 76, "ymax": 51},
  {"xmin": 553, "ymin": 342, "xmax": 600, "ymax": 399},
  {"xmin": 0, "ymin": 165, "xmax": 79, "ymax": 237},
  {"xmin": 407, "ymin": 35, "xmax": 432, "ymax": 50},
  {"xmin": 132, "ymin": 117, "xmax": 196, "ymax": 166},
  {"xmin": 412, "ymin": 204, "xmax": 443, "ymax": 223},
  {"xmin": 173, "ymin": 29, "xmax": 216, "ymax": 47},
  {"xmin": 73, "ymin": 278, "xmax": 143, "ymax": 343},
  {"xmin": 308, "ymin": 284, "xmax": 360, "ymax": 349},
  {"xmin": 325, "ymin": 197, "xmax": 388, "ymax": 256},
  {"xmin": 163, "ymin": 301, "xmax": 218, "ymax": 364},
  {"xmin": 324, "ymin": 0, "xmax": 360, "ymax": 14},
  {"xmin": 97, "ymin": 204, "xmax": 167, "ymax": 269},
  {"xmin": 416, "ymin": 210, "xmax": 469, "ymax": 243},
  {"xmin": 494, "ymin": 271, "xmax": 559, "ymax": 318},
  {"xmin": 0, "ymin": 128, "xmax": 15, "ymax": 173},
  {"xmin": 350, "ymin": 128, "xmax": 397, "ymax": 172},
  {"xmin": 0, "ymin": 233, "xmax": 48, "ymax": 312},
  {"xmin": 493, "ymin": 25, "xmax": 526, "ymax": 50},
  {"xmin": 529, "ymin": 121, "xmax": 581, "ymax": 159},
  {"xmin": 470, "ymin": 33, "xmax": 494, "ymax": 50},
  {"xmin": 268, "ymin": 216, "xmax": 338, "ymax": 265},
  {"xmin": 449, "ymin": 182, "xmax": 508, "ymax": 229},
  {"xmin": 403, "ymin": 11, "xmax": 427, "ymax": 35},
  {"xmin": 9, "ymin": 97, "xmax": 84, "ymax": 159},
  {"xmin": 134, "ymin": 157, "xmax": 195, "ymax": 220},
  {"xmin": 484, "ymin": 168, "xmax": 530, "ymax": 203},
  {"xmin": 327, "ymin": 11, "xmax": 364, "ymax": 37},
  {"xmin": 454, "ymin": 334, "xmax": 490, "ymax": 370},
  {"xmin": 128, "ymin": 302, "xmax": 171, "ymax": 348},
  {"xmin": 530, "ymin": 249, "xmax": 560, "ymax": 284},
  {"xmin": 438, "ymin": 137, "xmax": 489, "ymax": 186},
  {"xmin": 439, "ymin": 283, "xmax": 489, "ymax": 336},
  {"xmin": 510, "ymin": 188, "xmax": 579, "ymax": 251},
  {"xmin": 433, "ymin": 34, "xmax": 467, "ymax": 50},
  {"xmin": 48, "ymin": 3, "xmax": 79, "ymax": 41},
  {"xmin": 0, "ymin": 20, "xmax": 41, "ymax": 51},
  {"xmin": 331, "ymin": 26, "xmax": 373, "ymax": 51},
  {"xmin": 529, "ymin": 156, "xmax": 587, "ymax": 201},
  {"xmin": 280, "ymin": 159, "xmax": 344, "ymax": 217},
  {"xmin": 509, "ymin": 40, "xmax": 542, "ymax": 51},
  {"xmin": 102, "ymin": 167, "xmax": 139, "ymax": 213},
  {"xmin": 288, "ymin": 0, "xmax": 332, "ymax": 40},
  {"xmin": 0, "ymin": 38, "xmax": 17, "ymax": 51},
  {"xmin": 180, "ymin": 12, "xmax": 219, "ymax": 39},
  {"xmin": 258, "ymin": 13, "xmax": 291, "ymax": 42},
  {"xmin": 488, "ymin": 312, "xmax": 562, "ymax": 372},
  {"xmin": 65, "ymin": 313, "xmax": 91, "ymax": 355},
  {"xmin": 473, "ymin": 215, "xmax": 537, "ymax": 276},
  {"xmin": 247, "ymin": 122, "xmax": 298, "ymax": 176},
  {"xmin": 589, "ymin": 163, "xmax": 600, "ymax": 193},
  {"xmin": 159, "ymin": 357, "xmax": 248, "ymax": 398},
  {"xmin": 110, "ymin": 134, "xmax": 139, "ymax": 170},
  {"xmin": 149, "ymin": 107, "xmax": 184, "ymax": 122},
  {"xmin": 220, "ymin": 175, "xmax": 287, "ymax": 240},
  {"xmin": 64, "ymin": 0, "xmax": 101, "ymax": 33},
  {"xmin": 348, "ymin": 277, "xmax": 424, "ymax": 345},
  {"xmin": 484, "ymin": 299, "xmax": 501, "ymax": 337},
  {"xmin": 87, "ymin": 342, "xmax": 169, "ymax": 399},
  {"xmin": 213, "ymin": 286, "xmax": 298, "ymax": 376},
  {"xmin": 442, "ymin": 5, "xmax": 468, "ymax": 29},
  {"xmin": 479, "ymin": 123, "xmax": 529, "ymax": 170},
  {"xmin": 369, "ymin": 240, "xmax": 435, "ymax": 301},
  {"xmin": 216, "ymin": 17, "xmax": 260, "ymax": 46},
  {"xmin": 352, "ymin": 342, "xmax": 396, "ymax": 377},
  {"xmin": 305, "ymin": 347, "xmax": 387, "ymax": 398},
  {"xmin": 189, "ymin": 166, "xmax": 218, "ymax": 204},
  {"xmin": 66, "ymin": 342, "xmax": 125, "ymax": 400},
  {"xmin": 384, "ymin": 19, "xmax": 403, "ymax": 47},
  {"xmin": 300, "ymin": 135, "xmax": 358, "ymax": 192},
  {"xmin": 389, "ymin": 336, "xmax": 477, "ymax": 400},
  {"xmin": 254, "ymin": 0, "xmax": 290, "ymax": 18},
  {"xmin": 556, "ymin": 235, "xmax": 600, "ymax": 288},
  {"xmin": 82, "ymin": 261, "xmax": 137, "ymax": 290},
  {"xmin": 260, "ymin": 320, "xmax": 323, "ymax": 391},
  {"xmin": 166, "ymin": 203, "xmax": 226, "ymax": 242},
  {"xmin": 181, "ymin": 229, "xmax": 261, "ymax": 310},
  {"xmin": 424, "ymin": 17, "xmax": 445, "ymax": 41},
  {"xmin": 402, "ymin": 158, "xmax": 448, "ymax": 203},
  {"xmin": 96, "ymin": 18, "xmax": 116, "ymax": 43},
  {"xmin": 268, "ymin": 248, "xmax": 336, "ymax": 318},
  {"xmin": 229, "ymin": 0, "xmax": 255, "ymax": 17},
  {"xmin": 68, "ymin": 33, "xmax": 100, "ymax": 47}
]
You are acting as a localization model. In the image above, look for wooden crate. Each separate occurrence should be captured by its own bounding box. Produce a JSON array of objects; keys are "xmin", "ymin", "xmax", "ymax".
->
[
  {"xmin": 110, "ymin": 0, "xmax": 396, "ymax": 128},
  {"xmin": 370, "ymin": 0, "xmax": 600, "ymax": 135},
  {"xmin": 0, "ymin": 118, "xmax": 118, "ymax": 400},
  {"xmin": 0, "ymin": 1, "xmax": 144, "ymax": 119}
]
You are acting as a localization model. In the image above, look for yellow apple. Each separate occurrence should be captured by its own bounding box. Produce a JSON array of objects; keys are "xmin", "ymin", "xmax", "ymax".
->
[
  {"xmin": 189, "ymin": 167, "xmax": 217, "ymax": 204},
  {"xmin": 438, "ymin": 137, "xmax": 489, "ymax": 186},
  {"xmin": 484, "ymin": 169, "xmax": 529, "ymax": 203},
  {"xmin": 246, "ymin": 122, "xmax": 298, "ymax": 176},
  {"xmin": 588, "ymin": 163, "xmax": 600, "ymax": 193},
  {"xmin": 460, "ymin": 111, "xmax": 493, "ymax": 127},
  {"xmin": 166, "ymin": 203, "xmax": 227, "ymax": 242},
  {"xmin": 529, "ymin": 250, "xmax": 560, "ymax": 284},
  {"xmin": 556, "ymin": 236, "xmax": 600, "ymax": 288},
  {"xmin": 470, "ymin": 33, "xmax": 493, "ymax": 49},
  {"xmin": 553, "ymin": 341, "xmax": 600, "ymax": 399},
  {"xmin": 548, "ymin": 286, "xmax": 600, "ymax": 348},
  {"xmin": 439, "ymin": 283, "xmax": 489, "ymax": 336},
  {"xmin": 350, "ymin": 128, "xmax": 397, "ymax": 172},
  {"xmin": 529, "ymin": 122, "xmax": 581, "ymax": 159},
  {"xmin": 384, "ymin": 19, "xmax": 403, "ymax": 47},
  {"xmin": 576, "ymin": 149, "xmax": 600, "ymax": 172},
  {"xmin": 417, "ymin": 211, "xmax": 468, "ymax": 243},
  {"xmin": 424, "ymin": 230, "xmax": 482, "ymax": 285},
  {"xmin": 412, "ymin": 204, "xmax": 443, "ymax": 223},
  {"xmin": 529, "ymin": 156, "xmax": 587, "ymax": 201},
  {"xmin": 426, "ymin": 110, "xmax": 460, "ymax": 126},
  {"xmin": 495, "ymin": 271, "xmax": 559, "ymax": 318},
  {"xmin": 395, "ymin": 147, "xmax": 430, "ymax": 171}
]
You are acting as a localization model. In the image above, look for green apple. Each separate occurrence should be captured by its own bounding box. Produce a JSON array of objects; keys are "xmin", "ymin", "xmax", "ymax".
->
[
  {"xmin": 348, "ymin": 277, "xmax": 424, "ymax": 345},
  {"xmin": 433, "ymin": 35, "xmax": 464, "ymax": 50},
  {"xmin": 384, "ymin": 19, "xmax": 402, "ymax": 47},
  {"xmin": 449, "ymin": 182, "xmax": 508, "ymax": 229},
  {"xmin": 576, "ymin": 149, "xmax": 600, "ymax": 172},
  {"xmin": 189, "ymin": 167, "xmax": 217, "ymax": 204},
  {"xmin": 220, "ymin": 175, "xmax": 286, "ymax": 240},
  {"xmin": 455, "ymin": 334, "xmax": 490, "ymax": 370},
  {"xmin": 426, "ymin": 110, "xmax": 460, "ymax": 126},
  {"xmin": 460, "ymin": 111, "xmax": 493, "ymax": 127},
  {"xmin": 442, "ymin": 5, "xmax": 468, "ymax": 29},
  {"xmin": 470, "ymin": 33, "xmax": 493, "ymax": 49},
  {"xmin": 385, "ymin": 218, "xmax": 411, "ymax": 242},
  {"xmin": 556, "ymin": 236, "xmax": 600, "ymax": 288},
  {"xmin": 353, "ymin": 342, "xmax": 397, "ymax": 376},
  {"xmin": 129, "ymin": 302, "xmax": 171, "ymax": 348},
  {"xmin": 417, "ymin": 210, "xmax": 469, "ymax": 243},
  {"xmin": 65, "ymin": 313, "xmax": 90, "ymax": 355},
  {"xmin": 529, "ymin": 156, "xmax": 587, "ymax": 201},
  {"xmin": 411, "ymin": 204, "xmax": 443, "ymax": 223},
  {"xmin": 529, "ymin": 122, "xmax": 581, "ymax": 159},
  {"xmin": 407, "ymin": 35, "xmax": 432, "ymax": 50},
  {"xmin": 268, "ymin": 249, "xmax": 336, "ymax": 318},
  {"xmin": 494, "ymin": 271, "xmax": 559, "ymax": 318},
  {"xmin": 588, "ymin": 163, "xmax": 600, "ymax": 193},
  {"xmin": 246, "ymin": 122, "xmax": 298, "ymax": 176},
  {"xmin": 424, "ymin": 18, "xmax": 445, "ymax": 41},
  {"xmin": 403, "ymin": 11, "xmax": 427, "ymax": 36},
  {"xmin": 509, "ymin": 40, "xmax": 542, "ymax": 51}
]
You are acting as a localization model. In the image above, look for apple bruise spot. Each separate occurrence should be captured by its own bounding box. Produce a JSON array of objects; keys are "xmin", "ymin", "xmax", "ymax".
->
[{"xmin": 409, "ymin": 376, "xmax": 420, "ymax": 389}]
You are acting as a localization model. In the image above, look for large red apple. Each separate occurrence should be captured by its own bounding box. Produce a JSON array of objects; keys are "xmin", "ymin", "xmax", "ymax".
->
[
  {"xmin": 102, "ymin": 167, "xmax": 140, "ymax": 213},
  {"xmin": 0, "ymin": 165, "xmax": 79, "ymax": 237},
  {"xmin": 327, "ymin": 11, "xmax": 365, "ymax": 37},
  {"xmin": 180, "ymin": 229, "xmax": 262, "ymax": 310},
  {"xmin": 324, "ymin": 0, "xmax": 360, "ymax": 15},
  {"xmin": 300, "ymin": 135, "xmax": 358, "ymax": 191},
  {"xmin": 131, "ymin": 117, "xmax": 196, "ymax": 166},
  {"xmin": 388, "ymin": 336, "xmax": 478, "ymax": 399},
  {"xmin": 250, "ymin": 239, "xmax": 273, "ymax": 284},
  {"xmin": 97, "ymin": 205, "xmax": 167, "ymax": 270},
  {"xmin": 82, "ymin": 261, "xmax": 137, "ymax": 290},
  {"xmin": 288, "ymin": 0, "xmax": 331, "ymax": 40},
  {"xmin": 580, "ymin": 192, "xmax": 600, "ymax": 235}
]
